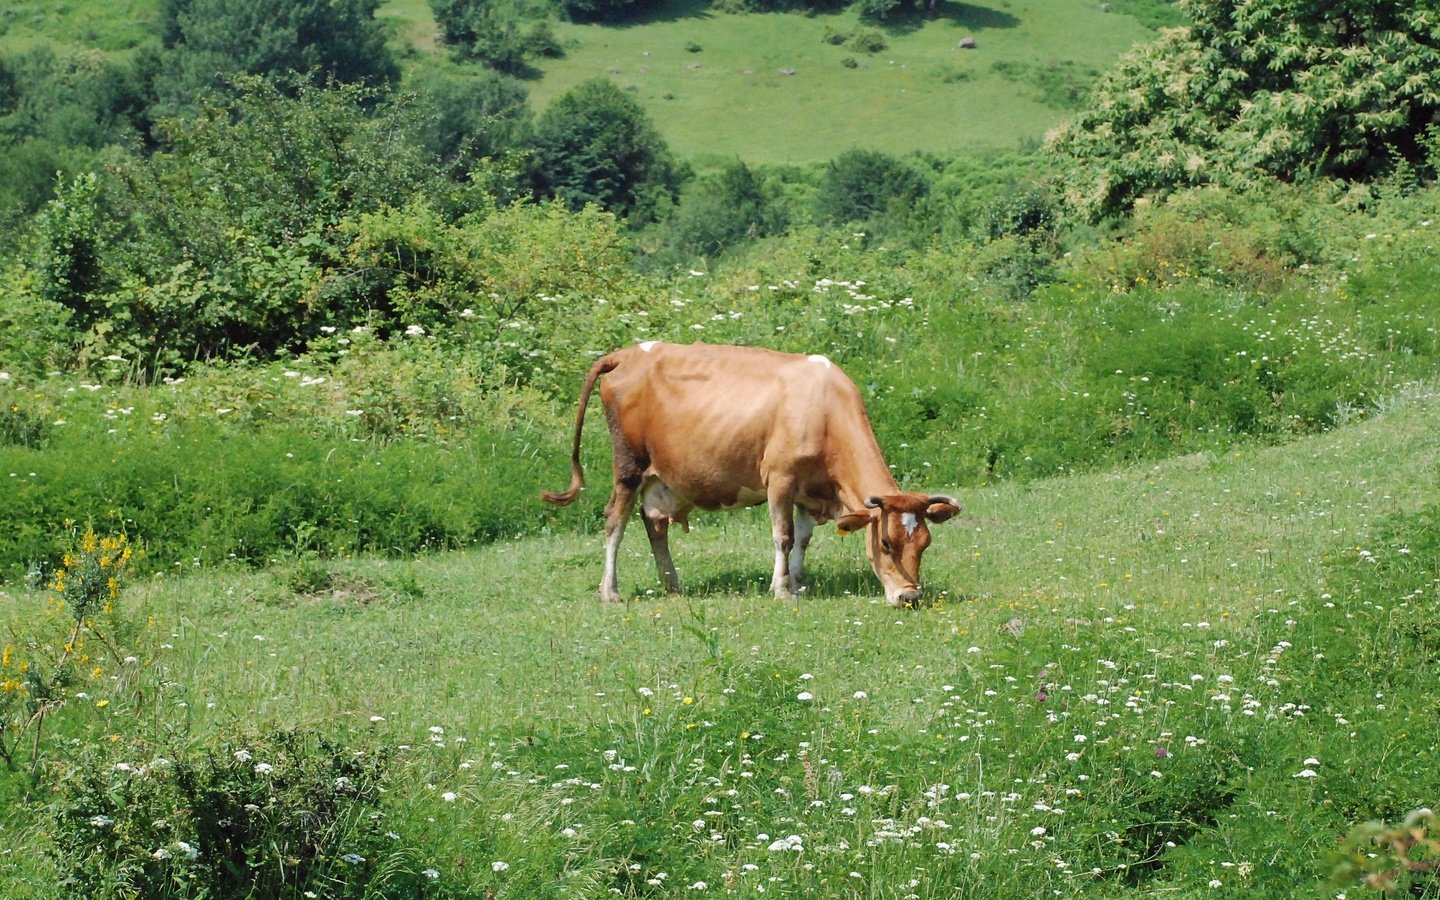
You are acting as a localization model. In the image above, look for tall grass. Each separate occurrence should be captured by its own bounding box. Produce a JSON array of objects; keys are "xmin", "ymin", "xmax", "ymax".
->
[{"xmin": 6, "ymin": 206, "xmax": 1440, "ymax": 579}]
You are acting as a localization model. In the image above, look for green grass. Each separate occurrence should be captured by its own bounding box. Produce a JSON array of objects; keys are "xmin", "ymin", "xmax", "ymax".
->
[
  {"xmin": 2, "ymin": 0, "xmax": 1162, "ymax": 164},
  {"xmin": 0, "ymin": 0, "xmax": 157, "ymax": 54},
  {"xmin": 518, "ymin": 0, "xmax": 1157, "ymax": 164},
  {"xmin": 4, "ymin": 383, "xmax": 1438, "ymax": 896}
]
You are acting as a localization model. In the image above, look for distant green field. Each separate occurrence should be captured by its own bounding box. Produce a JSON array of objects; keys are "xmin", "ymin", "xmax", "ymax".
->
[
  {"xmin": 0, "ymin": 0, "xmax": 156, "ymax": 53},
  {"xmin": 1, "ymin": 0, "xmax": 1160, "ymax": 163},
  {"xmin": 379, "ymin": 0, "xmax": 1161, "ymax": 165},
  {"xmin": 514, "ymin": 0, "xmax": 1156, "ymax": 163}
]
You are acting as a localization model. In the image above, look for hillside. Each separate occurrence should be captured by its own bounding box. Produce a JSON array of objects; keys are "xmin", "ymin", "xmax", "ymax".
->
[
  {"xmin": 3, "ymin": 384, "xmax": 1438, "ymax": 896},
  {"xmin": 507, "ymin": 0, "xmax": 1158, "ymax": 163},
  {"xmin": 2, "ymin": 0, "xmax": 1164, "ymax": 162}
]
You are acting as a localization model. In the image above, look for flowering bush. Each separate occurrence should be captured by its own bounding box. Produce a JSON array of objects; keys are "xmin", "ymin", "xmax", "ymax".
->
[
  {"xmin": 0, "ymin": 524, "xmax": 134, "ymax": 768},
  {"xmin": 47, "ymin": 730, "xmax": 431, "ymax": 899}
]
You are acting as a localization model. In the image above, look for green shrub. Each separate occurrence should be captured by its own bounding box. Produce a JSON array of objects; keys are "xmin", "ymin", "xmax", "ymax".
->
[
  {"xmin": 657, "ymin": 160, "xmax": 789, "ymax": 263},
  {"xmin": 1325, "ymin": 808, "xmax": 1440, "ymax": 897},
  {"xmin": 846, "ymin": 28, "xmax": 886, "ymax": 54},
  {"xmin": 46, "ymin": 729, "xmax": 426, "ymax": 899},
  {"xmin": 1073, "ymin": 187, "xmax": 1319, "ymax": 293},
  {"xmin": 529, "ymin": 78, "xmax": 685, "ymax": 223},
  {"xmin": 813, "ymin": 149, "xmax": 930, "ymax": 227},
  {"xmin": 0, "ymin": 403, "xmax": 49, "ymax": 449}
]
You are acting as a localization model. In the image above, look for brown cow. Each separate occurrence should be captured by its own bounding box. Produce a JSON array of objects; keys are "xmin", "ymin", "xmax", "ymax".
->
[{"xmin": 541, "ymin": 341, "xmax": 960, "ymax": 606}]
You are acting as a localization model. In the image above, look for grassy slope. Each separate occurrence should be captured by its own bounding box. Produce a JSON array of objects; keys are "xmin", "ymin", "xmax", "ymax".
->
[
  {"xmin": 499, "ymin": 0, "xmax": 1155, "ymax": 163},
  {"xmin": 2, "ymin": 0, "xmax": 1157, "ymax": 163},
  {"xmin": 126, "ymin": 386, "xmax": 1439, "ymax": 737},
  {"xmin": 4, "ymin": 384, "xmax": 1433, "ymax": 895},
  {"xmin": 0, "ymin": 0, "xmax": 157, "ymax": 54}
]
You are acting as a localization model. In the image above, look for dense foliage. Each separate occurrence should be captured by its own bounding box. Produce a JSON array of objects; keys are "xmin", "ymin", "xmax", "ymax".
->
[
  {"xmin": 1050, "ymin": 0, "xmax": 1440, "ymax": 219},
  {"xmin": 33, "ymin": 80, "xmax": 461, "ymax": 369},
  {"xmin": 428, "ymin": 0, "xmax": 562, "ymax": 74},
  {"xmin": 157, "ymin": 0, "xmax": 399, "ymax": 111},
  {"xmin": 529, "ymin": 78, "xmax": 685, "ymax": 222}
]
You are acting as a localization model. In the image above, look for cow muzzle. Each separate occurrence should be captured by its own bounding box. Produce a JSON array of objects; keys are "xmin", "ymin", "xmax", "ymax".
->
[{"xmin": 889, "ymin": 586, "xmax": 924, "ymax": 608}]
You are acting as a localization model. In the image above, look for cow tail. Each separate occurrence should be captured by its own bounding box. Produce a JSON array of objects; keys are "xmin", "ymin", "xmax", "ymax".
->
[{"xmin": 541, "ymin": 354, "xmax": 619, "ymax": 506}]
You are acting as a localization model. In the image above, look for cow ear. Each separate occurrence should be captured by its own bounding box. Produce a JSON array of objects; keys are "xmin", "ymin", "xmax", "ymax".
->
[
  {"xmin": 836, "ymin": 508, "xmax": 877, "ymax": 534},
  {"xmin": 925, "ymin": 496, "xmax": 961, "ymax": 524}
]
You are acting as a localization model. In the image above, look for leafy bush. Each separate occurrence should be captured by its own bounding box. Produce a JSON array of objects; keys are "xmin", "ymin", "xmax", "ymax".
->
[
  {"xmin": 658, "ymin": 160, "xmax": 789, "ymax": 263},
  {"xmin": 429, "ymin": 0, "xmax": 561, "ymax": 75},
  {"xmin": 410, "ymin": 68, "xmax": 532, "ymax": 172},
  {"xmin": 1072, "ymin": 186, "xmax": 1327, "ymax": 293},
  {"xmin": 24, "ymin": 80, "xmax": 460, "ymax": 370},
  {"xmin": 1325, "ymin": 808, "xmax": 1440, "ymax": 897},
  {"xmin": 529, "ymin": 78, "xmax": 685, "ymax": 223},
  {"xmin": 1048, "ymin": 0, "xmax": 1440, "ymax": 219},
  {"xmin": 47, "ymin": 729, "xmax": 426, "ymax": 899},
  {"xmin": 32, "ymin": 173, "xmax": 105, "ymax": 325},
  {"xmin": 813, "ymin": 149, "xmax": 930, "ymax": 227},
  {"xmin": 846, "ymin": 28, "xmax": 887, "ymax": 53},
  {"xmin": 155, "ymin": 0, "xmax": 398, "ymax": 111}
]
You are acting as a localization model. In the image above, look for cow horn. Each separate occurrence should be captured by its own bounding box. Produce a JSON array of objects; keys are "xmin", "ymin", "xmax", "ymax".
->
[
  {"xmin": 927, "ymin": 494, "xmax": 959, "ymax": 507},
  {"xmin": 864, "ymin": 496, "xmax": 884, "ymax": 509}
]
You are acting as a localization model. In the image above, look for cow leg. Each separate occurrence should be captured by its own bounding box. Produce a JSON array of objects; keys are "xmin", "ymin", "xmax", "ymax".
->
[
  {"xmin": 787, "ymin": 507, "xmax": 816, "ymax": 595},
  {"xmin": 642, "ymin": 512, "xmax": 681, "ymax": 594},
  {"xmin": 767, "ymin": 484, "xmax": 798, "ymax": 600},
  {"xmin": 600, "ymin": 482, "xmax": 639, "ymax": 603}
]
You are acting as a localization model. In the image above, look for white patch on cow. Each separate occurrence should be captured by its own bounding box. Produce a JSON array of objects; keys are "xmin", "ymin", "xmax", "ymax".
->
[
  {"xmin": 639, "ymin": 340, "xmax": 657, "ymax": 352},
  {"xmin": 901, "ymin": 512, "xmax": 919, "ymax": 536},
  {"xmin": 807, "ymin": 354, "xmax": 832, "ymax": 368}
]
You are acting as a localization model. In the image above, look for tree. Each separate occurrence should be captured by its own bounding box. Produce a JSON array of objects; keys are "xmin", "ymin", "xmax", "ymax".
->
[
  {"xmin": 0, "ymin": 47, "xmax": 154, "ymax": 232},
  {"xmin": 662, "ymin": 160, "xmax": 788, "ymax": 261},
  {"xmin": 157, "ymin": 0, "xmax": 398, "ymax": 110},
  {"xmin": 529, "ymin": 78, "xmax": 683, "ymax": 221},
  {"xmin": 813, "ymin": 149, "xmax": 930, "ymax": 225},
  {"xmin": 411, "ymin": 69, "xmax": 532, "ymax": 172},
  {"xmin": 429, "ymin": 0, "xmax": 563, "ymax": 74},
  {"xmin": 1049, "ymin": 0, "xmax": 1440, "ymax": 220},
  {"xmin": 560, "ymin": 0, "xmax": 658, "ymax": 22},
  {"xmin": 71, "ymin": 80, "xmax": 455, "ymax": 367}
]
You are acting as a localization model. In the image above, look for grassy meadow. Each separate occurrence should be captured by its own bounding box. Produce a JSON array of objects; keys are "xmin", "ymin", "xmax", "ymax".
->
[
  {"xmin": 512, "ymin": 0, "xmax": 1158, "ymax": 164},
  {"xmin": 1, "ymin": 0, "xmax": 1166, "ymax": 164},
  {"xmin": 4, "ymin": 179, "xmax": 1440, "ymax": 896},
  {"xmin": 8, "ymin": 0, "xmax": 1440, "ymax": 897},
  {"xmin": 2, "ymin": 379, "xmax": 1438, "ymax": 897},
  {"xmin": 0, "ymin": 0, "xmax": 157, "ymax": 54}
]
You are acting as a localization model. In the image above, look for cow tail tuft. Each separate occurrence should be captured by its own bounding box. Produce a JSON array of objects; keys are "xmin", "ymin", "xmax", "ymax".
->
[{"xmin": 541, "ymin": 354, "xmax": 620, "ymax": 506}]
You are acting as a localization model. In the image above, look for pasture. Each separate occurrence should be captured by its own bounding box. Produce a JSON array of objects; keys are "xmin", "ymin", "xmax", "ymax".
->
[
  {"xmin": 514, "ymin": 0, "xmax": 1157, "ymax": 164},
  {"xmin": 0, "ymin": 0, "xmax": 1165, "ymax": 165},
  {"xmin": 2, "ymin": 379, "xmax": 1437, "ymax": 896}
]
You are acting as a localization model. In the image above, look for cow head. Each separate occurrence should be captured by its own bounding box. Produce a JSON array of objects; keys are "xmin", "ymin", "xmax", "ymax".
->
[{"xmin": 836, "ymin": 493, "xmax": 960, "ymax": 607}]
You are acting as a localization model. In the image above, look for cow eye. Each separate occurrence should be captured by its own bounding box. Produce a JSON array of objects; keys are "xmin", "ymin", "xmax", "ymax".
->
[{"xmin": 881, "ymin": 538, "xmax": 893, "ymax": 553}]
